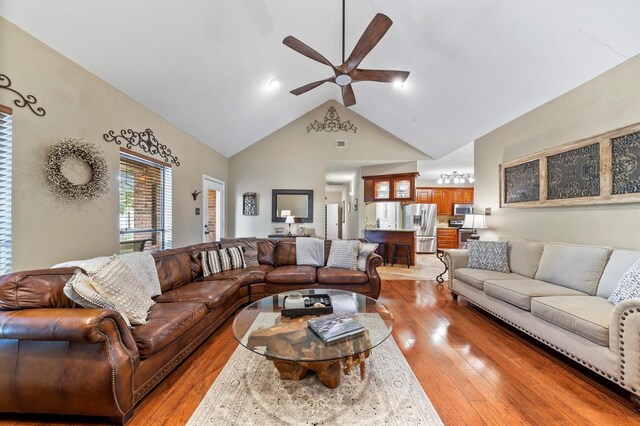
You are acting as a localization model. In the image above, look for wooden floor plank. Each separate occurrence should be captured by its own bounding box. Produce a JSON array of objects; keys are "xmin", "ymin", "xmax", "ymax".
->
[{"xmin": 0, "ymin": 279, "xmax": 637, "ymax": 425}]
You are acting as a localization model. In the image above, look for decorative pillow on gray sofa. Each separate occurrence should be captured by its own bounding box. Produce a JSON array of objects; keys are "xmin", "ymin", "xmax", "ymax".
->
[
  {"xmin": 327, "ymin": 240, "xmax": 360, "ymax": 270},
  {"xmin": 358, "ymin": 243, "xmax": 379, "ymax": 272},
  {"xmin": 467, "ymin": 241, "xmax": 510, "ymax": 273},
  {"xmin": 608, "ymin": 259, "xmax": 640, "ymax": 304}
]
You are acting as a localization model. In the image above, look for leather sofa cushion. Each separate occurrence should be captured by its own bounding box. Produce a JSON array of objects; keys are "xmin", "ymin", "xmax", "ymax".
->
[
  {"xmin": 531, "ymin": 296, "xmax": 614, "ymax": 346},
  {"xmin": 317, "ymin": 267, "xmax": 368, "ymax": 285},
  {"xmin": 265, "ymin": 266, "xmax": 316, "ymax": 284},
  {"xmin": 154, "ymin": 279, "xmax": 239, "ymax": 309},
  {"xmin": 188, "ymin": 243, "xmax": 221, "ymax": 279},
  {"xmin": 198, "ymin": 265, "xmax": 274, "ymax": 286},
  {"xmin": 153, "ymin": 248, "xmax": 195, "ymax": 292},
  {"xmin": 484, "ymin": 279, "xmax": 587, "ymax": 311},
  {"xmin": 597, "ymin": 249, "xmax": 640, "ymax": 299},
  {"xmin": 275, "ymin": 241, "xmax": 297, "ymax": 266},
  {"xmin": 454, "ymin": 268, "xmax": 525, "ymax": 290},
  {"xmin": 0, "ymin": 268, "xmax": 78, "ymax": 309},
  {"xmin": 257, "ymin": 239, "xmax": 276, "ymax": 266},
  {"xmin": 132, "ymin": 301, "xmax": 208, "ymax": 358},
  {"xmin": 534, "ymin": 243, "xmax": 610, "ymax": 295}
]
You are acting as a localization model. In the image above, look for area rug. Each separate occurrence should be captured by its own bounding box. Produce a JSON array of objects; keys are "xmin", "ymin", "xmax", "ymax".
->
[{"xmin": 188, "ymin": 313, "xmax": 443, "ymax": 426}]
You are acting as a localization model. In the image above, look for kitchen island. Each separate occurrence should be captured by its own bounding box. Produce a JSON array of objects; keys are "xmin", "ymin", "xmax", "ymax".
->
[{"xmin": 364, "ymin": 229, "xmax": 416, "ymax": 266}]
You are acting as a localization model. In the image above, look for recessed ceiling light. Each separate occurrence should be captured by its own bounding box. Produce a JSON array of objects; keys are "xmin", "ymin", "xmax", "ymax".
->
[{"xmin": 269, "ymin": 78, "xmax": 280, "ymax": 88}]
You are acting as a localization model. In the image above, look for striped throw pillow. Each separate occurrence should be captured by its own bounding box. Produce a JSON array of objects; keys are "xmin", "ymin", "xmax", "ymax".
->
[{"xmin": 201, "ymin": 246, "xmax": 246, "ymax": 277}]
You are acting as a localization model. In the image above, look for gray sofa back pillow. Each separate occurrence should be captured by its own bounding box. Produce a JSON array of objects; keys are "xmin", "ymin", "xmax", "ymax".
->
[
  {"xmin": 534, "ymin": 243, "xmax": 610, "ymax": 295},
  {"xmin": 597, "ymin": 249, "xmax": 640, "ymax": 298},
  {"xmin": 499, "ymin": 237, "xmax": 545, "ymax": 278}
]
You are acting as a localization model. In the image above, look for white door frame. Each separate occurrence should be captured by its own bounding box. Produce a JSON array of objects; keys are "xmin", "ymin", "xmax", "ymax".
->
[{"xmin": 202, "ymin": 175, "xmax": 225, "ymax": 242}]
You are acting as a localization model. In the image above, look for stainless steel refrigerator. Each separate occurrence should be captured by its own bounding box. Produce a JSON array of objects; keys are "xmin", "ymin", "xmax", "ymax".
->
[{"xmin": 403, "ymin": 204, "xmax": 438, "ymax": 253}]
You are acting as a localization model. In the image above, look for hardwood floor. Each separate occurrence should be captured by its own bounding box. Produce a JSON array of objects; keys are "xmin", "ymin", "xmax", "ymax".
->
[{"xmin": 1, "ymin": 280, "xmax": 638, "ymax": 425}]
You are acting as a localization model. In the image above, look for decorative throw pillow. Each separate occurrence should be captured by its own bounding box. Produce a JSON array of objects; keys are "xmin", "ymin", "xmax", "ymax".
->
[
  {"xmin": 327, "ymin": 240, "xmax": 360, "ymax": 270},
  {"xmin": 63, "ymin": 270, "xmax": 132, "ymax": 326},
  {"xmin": 357, "ymin": 243, "xmax": 379, "ymax": 272},
  {"xmin": 466, "ymin": 240, "xmax": 510, "ymax": 273},
  {"xmin": 201, "ymin": 246, "xmax": 246, "ymax": 277},
  {"xmin": 221, "ymin": 237, "xmax": 258, "ymax": 267},
  {"xmin": 89, "ymin": 256, "xmax": 155, "ymax": 325},
  {"xmin": 609, "ymin": 259, "xmax": 640, "ymax": 304}
]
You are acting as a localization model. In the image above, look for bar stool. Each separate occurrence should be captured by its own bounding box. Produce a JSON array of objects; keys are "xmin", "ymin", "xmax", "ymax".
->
[
  {"xmin": 391, "ymin": 243, "xmax": 411, "ymax": 268},
  {"xmin": 375, "ymin": 242, "xmax": 387, "ymax": 266}
]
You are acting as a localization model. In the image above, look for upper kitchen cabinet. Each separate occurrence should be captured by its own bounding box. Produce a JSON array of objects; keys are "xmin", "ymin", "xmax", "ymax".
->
[
  {"xmin": 432, "ymin": 189, "xmax": 454, "ymax": 215},
  {"xmin": 418, "ymin": 187, "xmax": 474, "ymax": 215},
  {"xmin": 452, "ymin": 188, "xmax": 474, "ymax": 204},
  {"xmin": 416, "ymin": 188, "xmax": 433, "ymax": 203},
  {"xmin": 363, "ymin": 172, "xmax": 419, "ymax": 203}
]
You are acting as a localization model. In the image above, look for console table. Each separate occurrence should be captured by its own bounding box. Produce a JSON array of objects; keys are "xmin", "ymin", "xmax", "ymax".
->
[{"xmin": 436, "ymin": 249, "xmax": 447, "ymax": 287}]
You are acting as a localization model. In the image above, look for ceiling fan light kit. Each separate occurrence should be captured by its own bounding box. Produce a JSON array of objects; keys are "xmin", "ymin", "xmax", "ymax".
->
[{"xmin": 282, "ymin": 1, "xmax": 410, "ymax": 107}]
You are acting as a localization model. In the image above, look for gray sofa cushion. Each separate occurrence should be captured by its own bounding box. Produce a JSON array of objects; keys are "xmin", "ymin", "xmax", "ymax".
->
[
  {"xmin": 597, "ymin": 249, "xmax": 640, "ymax": 299},
  {"xmin": 534, "ymin": 243, "xmax": 610, "ymax": 295},
  {"xmin": 455, "ymin": 268, "xmax": 525, "ymax": 290},
  {"xmin": 500, "ymin": 237, "xmax": 545, "ymax": 278},
  {"xmin": 531, "ymin": 296, "xmax": 614, "ymax": 346},
  {"xmin": 484, "ymin": 279, "xmax": 587, "ymax": 311}
]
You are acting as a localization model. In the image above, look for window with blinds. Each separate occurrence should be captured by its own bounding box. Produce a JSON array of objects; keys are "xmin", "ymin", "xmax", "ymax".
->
[
  {"xmin": 0, "ymin": 107, "xmax": 11, "ymax": 275},
  {"xmin": 119, "ymin": 151, "xmax": 172, "ymax": 254}
]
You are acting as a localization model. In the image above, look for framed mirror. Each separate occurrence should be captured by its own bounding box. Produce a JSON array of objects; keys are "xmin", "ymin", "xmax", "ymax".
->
[{"xmin": 272, "ymin": 189, "xmax": 314, "ymax": 223}]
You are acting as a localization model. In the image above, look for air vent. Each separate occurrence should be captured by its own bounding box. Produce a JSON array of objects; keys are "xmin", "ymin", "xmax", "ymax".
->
[
  {"xmin": 335, "ymin": 140, "xmax": 347, "ymax": 149},
  {"xmin": 326, "ymin": 182, "xmax": 344, "ymax": 186}
]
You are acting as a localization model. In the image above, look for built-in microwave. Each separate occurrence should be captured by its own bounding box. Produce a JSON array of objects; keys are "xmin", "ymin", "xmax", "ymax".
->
[{"xmin": 453, "ymin": 203, "xmax": 474, "ymax": 216}]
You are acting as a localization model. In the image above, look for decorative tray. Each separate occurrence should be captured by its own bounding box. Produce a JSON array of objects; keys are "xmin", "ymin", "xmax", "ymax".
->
[{"xmin": 281, "ymin": 294, "xmax": 334, "ymax": 318}]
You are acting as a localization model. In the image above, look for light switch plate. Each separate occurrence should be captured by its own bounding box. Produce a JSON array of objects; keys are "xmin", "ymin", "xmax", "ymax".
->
[
  {"xmin": 485, "ymin": 207, "xmax": 492, "ymax": 215},
  {"xmin": 195, "ymin": 208, "xmax": 201, "ymax": 215}
]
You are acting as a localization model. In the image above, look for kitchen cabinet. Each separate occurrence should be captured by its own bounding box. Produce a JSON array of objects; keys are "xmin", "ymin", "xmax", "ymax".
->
[
  {"xmin": 432, "ymin": 189, "xmax": 453, "ymax": 215},
  {"xmin": 363, "ymin": 173, "xmax": 419, "ymax": 203},
  {"xmin": 437, "ymin": 228, "xmax": 458, "ymax": 249},
  {"xmin": 416, "ymin": 188, "xmax": 433, "ymax": 203},
  {"xmin": 452, "ymin": 188, "xmax": 474, "ymax": 204}
]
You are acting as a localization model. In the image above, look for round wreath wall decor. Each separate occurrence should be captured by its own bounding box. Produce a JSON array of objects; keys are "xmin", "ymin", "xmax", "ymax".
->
[{"xmin": 44, "ymin": 138, "xmax": 109, "ymax": 201}]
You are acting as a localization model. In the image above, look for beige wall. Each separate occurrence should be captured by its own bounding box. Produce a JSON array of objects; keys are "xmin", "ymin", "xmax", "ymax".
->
[
  {"xmin": 228, "ymin": 101, "xmax": 427, "ymax": 238},
  {"xmin": 475, "ymin": 54, "xmax": 640, "ymax": 250},
  {"xmin": 0, "ymin": 18, "xmax": 228, "ymax": 270}
]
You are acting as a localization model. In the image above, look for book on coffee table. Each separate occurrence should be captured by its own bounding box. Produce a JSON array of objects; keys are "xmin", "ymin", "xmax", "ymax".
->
[{"xmin": 307, "ymin": 313, "xmax": 365, "ymax": 345}]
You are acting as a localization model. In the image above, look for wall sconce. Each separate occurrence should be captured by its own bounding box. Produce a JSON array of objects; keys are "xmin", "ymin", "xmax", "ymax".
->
[{"xmin": 437, "ymin": 171, "xmax": 474, "ymax": 185}]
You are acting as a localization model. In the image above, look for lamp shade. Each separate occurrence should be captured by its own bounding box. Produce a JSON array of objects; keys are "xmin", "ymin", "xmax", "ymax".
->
[
  {"xmin": 285, "ymin": 215, "xmax": 296, "ymax": 224},
  {"xmin": 462, "ymin": 214, "xmax": 487, "ymax": 230}
]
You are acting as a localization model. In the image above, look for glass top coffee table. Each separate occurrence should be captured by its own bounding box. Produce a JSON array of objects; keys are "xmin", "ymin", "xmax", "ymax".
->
[{"xmin": 232, "ymin": 289, "xmax": 394, "ymax": 388}]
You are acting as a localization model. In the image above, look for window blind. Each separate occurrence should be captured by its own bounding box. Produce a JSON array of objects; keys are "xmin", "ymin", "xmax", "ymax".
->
[
  {"xmin": 0, "ymin": 109, "xmax": 12, "ymax": 275},
  {"xmin": 119, "ymin": 151, "xmax": 172, "ymax": 253}
]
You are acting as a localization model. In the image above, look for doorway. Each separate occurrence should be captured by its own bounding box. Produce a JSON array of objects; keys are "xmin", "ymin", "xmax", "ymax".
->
[
  {"xmin": 325, "ymin": 203, "xmax": 341, "ymax": 240},
  {"xmin": 203, "ymin": 176, "xmax": 224, "ymax": 243}
]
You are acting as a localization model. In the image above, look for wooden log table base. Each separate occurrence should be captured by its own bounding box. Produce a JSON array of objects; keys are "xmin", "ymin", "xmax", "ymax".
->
[{"xmin": 248, "ymin": 315, "xmax": 372, "ymax": 389}]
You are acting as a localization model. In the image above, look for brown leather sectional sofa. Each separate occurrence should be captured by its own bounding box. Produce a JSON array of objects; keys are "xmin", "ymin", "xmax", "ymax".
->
[{"xmin": 0, "ymin": 239, "xmax": 382, "ymax": 424}]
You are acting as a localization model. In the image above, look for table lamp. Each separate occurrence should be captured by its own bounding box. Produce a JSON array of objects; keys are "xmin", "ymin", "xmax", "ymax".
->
[
  {"xmin": 462, "ymin": 214, "xmax": 487, "ymax": 240},
  {"xmin": 285, "ymin": 215, "xmax": 296, "ymax": 235}
]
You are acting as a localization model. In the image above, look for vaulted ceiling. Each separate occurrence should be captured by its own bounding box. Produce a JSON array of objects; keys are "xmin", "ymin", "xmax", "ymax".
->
[{"xmin": 1, "ymin": 0, "xmax": 639, "ymax": 159}]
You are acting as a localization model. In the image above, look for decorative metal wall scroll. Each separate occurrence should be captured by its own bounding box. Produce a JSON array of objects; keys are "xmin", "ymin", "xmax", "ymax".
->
[
  {"xmin": 307, "ymin": 106, "xmax": 357, "ymax": 133},
  {"xmin": 546, "ymin": 143, "xmax": 600, "ymax": 200},
  {"xmin": 612, "ymin": 131, "xmax": 640, "ymax": 195},
  {"xmin": 243, "ymin": 192, "xmax": 258, "ymax": 216},
  {"xmin": 503, "ymin": 160, "xmax": 540, "ymax": 203},
  {"xmin": 103, "ymin": 128, "xmax": 180, "ymax": 166},
  {"xmin": 499, "ymin": 121, "xmax": 640, "ymax": 207},
  {"xmin": 0, "ymin": 74, "xmax": 46, "ymax": 116}
]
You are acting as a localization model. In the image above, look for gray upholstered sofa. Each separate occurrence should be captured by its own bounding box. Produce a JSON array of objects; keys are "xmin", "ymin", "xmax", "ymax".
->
[{"xmin": 444, "ymin": 238, "xmax": 640, "ymax": 410}]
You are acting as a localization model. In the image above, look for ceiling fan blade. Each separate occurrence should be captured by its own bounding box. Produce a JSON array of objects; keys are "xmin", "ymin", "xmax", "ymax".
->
[
  {"xmin": 290, "ymin": 77, "xmax": 335, "ymax": 96},
  {"xmin": 341, "ymin": 84, "xmax": 356, "ymax": 107},
  {"xmin": 351, "ymin": 69, "xmax": 410, "ymax": 83},
  {"xmin": 343, "ymin": 14, "xmax": 393, "ymax": 72},
  {"xmin": 283, "ymin": 36, "xmax": 338, "ymax": 73}
]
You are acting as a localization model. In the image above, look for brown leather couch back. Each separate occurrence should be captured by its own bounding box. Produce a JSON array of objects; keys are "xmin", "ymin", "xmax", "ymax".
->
[
  {"xmin": 0, "ymin": 268, "xmax": 78, "ymax": 310},
  {"xmin": 274, "ymin": 240, "xmax": 297, "ymax": 266},
  {"xmin": 188, "ymin": 242, "xmax": 221, "ymax": 280},
  {"xmin": 152, "ymin": 247, "xmax": 196, "ymax": 292},
  {"xmin": 257, "ymin": 239, "xmax": 276, "ymax": 266}
]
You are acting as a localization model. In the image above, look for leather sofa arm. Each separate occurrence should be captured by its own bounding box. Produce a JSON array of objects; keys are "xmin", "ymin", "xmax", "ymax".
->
[
  {"xmin": 0, "ymin": 308, "xmax": 139, "ymax": 419},
  {"xmin": 366, "ymin": 253, "xmax": 383, "ymax": 299},
  {"xmin": 0, "ymin": 308, "xmax": 135, "ymax": 347},
  {"xmin": 443, "ymin": 249, "xmax": 468, "ymax": 289}
]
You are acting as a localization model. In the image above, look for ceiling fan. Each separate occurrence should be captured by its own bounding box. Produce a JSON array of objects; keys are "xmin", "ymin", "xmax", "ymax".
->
[{"xmin": 282, "ymin": 2, "xmax": 409, "ymax": 107}]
